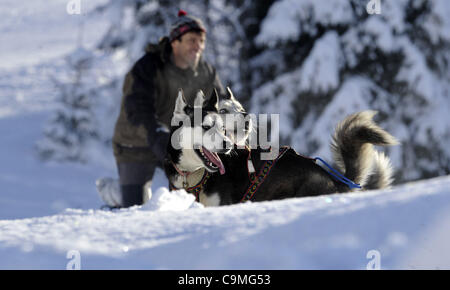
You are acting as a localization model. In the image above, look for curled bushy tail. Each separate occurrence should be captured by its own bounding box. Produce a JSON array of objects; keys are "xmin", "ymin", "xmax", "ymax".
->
[
  {"xmin": 365, "ymin": 151, "xmax": 395, "ymax": 189},
  {"xmin": 331, "ymin": 111, "xmax": 398, "ymax": 189}
]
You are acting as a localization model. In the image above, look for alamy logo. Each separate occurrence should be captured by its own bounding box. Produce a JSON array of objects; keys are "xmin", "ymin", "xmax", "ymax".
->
[
  {"xmin": 66, "ymin": 250, "xmax": 81, "ymax": 270},
  {"xmin": 67, "ymin": 0, "xmax": 81, "ymax": 15},
  {"xmin": 366, "ymin": 250, "xmax": 381, "ymax": 270},
  {"xmin": 366, "ymin": 0, "xmax": 382, "ymax": 15},
  {"xmin": 171, "ymin": 109, "xmax": 280, "ymax": 160}
]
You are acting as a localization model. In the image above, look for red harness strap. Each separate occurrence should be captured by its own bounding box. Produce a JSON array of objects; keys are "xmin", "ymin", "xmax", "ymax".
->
[{"xmin": 240, "ymin": 146, "xmax": 290, "ymax": 202}]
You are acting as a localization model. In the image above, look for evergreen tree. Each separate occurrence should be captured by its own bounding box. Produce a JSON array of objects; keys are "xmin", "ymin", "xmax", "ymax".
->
[
  {"xmin": 40, "ymin": 0, "xmax": 450, "ymax": 183},
  {"xmin": 250, "ymin": 0, "xmax": 450, "ymax": 182},
  {"xmin": 36, "ymin": 47, "xmax": 99, "ymax": 163}
]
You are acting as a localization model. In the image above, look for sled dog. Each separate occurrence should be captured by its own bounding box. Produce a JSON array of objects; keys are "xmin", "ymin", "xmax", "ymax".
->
[{"xmin": 164, "ymin": 89, "xmax": 398, "ymax": 206}]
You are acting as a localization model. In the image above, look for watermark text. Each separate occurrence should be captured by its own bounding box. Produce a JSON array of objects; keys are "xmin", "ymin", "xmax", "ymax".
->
[{"xmin": 66, "ymin": 0, "xmax": 81, "ymax": 15}]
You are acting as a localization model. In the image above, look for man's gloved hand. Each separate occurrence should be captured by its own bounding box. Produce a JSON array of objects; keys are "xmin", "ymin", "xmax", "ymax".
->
[{"xmin": 150, "ymin": 131, "xmax": 170, "ymax": 163}]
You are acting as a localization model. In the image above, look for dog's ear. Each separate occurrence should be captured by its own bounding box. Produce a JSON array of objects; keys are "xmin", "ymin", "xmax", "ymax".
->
[
  {"xmin": 226, "ymin": 87, "xmax": 236, "ymax": 101},
  {"xmin": 174, "ymin": 89, "xmax": 187, "ymax": 115},
  {"xmin": 209, "ymin": 87, "xmax": 220, "ymax": 100},
  {"xmin": 205, "ymin": 89, "xmax": 219, "ymax": 111},
  {"xmin": 194, "ymin": 90, "xmax": 206, "ymax": 108}
]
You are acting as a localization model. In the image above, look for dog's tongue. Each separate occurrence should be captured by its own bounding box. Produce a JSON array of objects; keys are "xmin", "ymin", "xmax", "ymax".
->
[{"xmin": 202, "ymin": 147, "xmax": 225, "ymax": 175}]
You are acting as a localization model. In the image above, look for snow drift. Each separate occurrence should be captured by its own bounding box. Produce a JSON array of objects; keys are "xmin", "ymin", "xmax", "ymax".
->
[{"xmin": 1, "ymin": 176, "xmax": 450, "ymax": 270}]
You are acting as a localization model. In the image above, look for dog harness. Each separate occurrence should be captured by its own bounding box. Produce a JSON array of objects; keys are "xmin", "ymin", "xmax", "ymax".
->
[
  {"xmin": 241, "ymin": 148, "xmax": 361, "ymax": 202},
  {"xmin": 182, "ymin": 170, "xmax": 210, "ymax": 202},
  {"xmin": 240, "ymin": 146, "xmax": 290, "ymax": 202}
]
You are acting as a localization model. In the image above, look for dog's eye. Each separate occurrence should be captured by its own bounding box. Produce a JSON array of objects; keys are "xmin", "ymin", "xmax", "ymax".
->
[{"xmin": 219, "ymin": 109, "xmax": 229, "ymax": 114}]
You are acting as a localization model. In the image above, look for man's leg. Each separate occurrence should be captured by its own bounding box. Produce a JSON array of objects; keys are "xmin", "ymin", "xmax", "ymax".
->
[{"xmin": 117, "ymin": 162, "xmax": 157, "ymax": 207}]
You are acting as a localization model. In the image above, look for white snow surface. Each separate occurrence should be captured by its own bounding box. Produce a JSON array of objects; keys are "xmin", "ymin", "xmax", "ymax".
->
[
  {"xmin": 1, "ymin": 0, "xmax": 450, "ymax": 270},
  {"xmin": 0, "ymin": 0, "xmax": 109, "ymax": 70},
  {"xmin": 1, "ymin": 176, "xmax": 450, "ymax": 270}
]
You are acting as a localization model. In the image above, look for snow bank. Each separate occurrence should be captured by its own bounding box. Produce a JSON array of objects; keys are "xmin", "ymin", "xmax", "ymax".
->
[{"xmin": 1, "ymin": 175, "xmax": 449, "ymax": 269}]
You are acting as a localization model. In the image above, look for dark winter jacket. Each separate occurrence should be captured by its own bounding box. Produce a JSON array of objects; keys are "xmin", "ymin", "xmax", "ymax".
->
[{"xmin": 112, "ymin": 37, "xmax": 224, "ymax": 162}]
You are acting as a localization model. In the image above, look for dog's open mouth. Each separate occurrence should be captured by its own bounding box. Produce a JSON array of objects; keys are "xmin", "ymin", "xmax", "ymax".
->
[{"xmin": 197, "ymin": 146, "xmax": 225, "ymax": 175}]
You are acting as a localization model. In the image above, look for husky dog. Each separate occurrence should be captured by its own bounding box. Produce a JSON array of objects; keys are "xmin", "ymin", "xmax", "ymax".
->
[
  {"xmin": 165, "ymin": 89, "xmax": 398, "ymax": 206},
  {"xmin": 218, "ymin": 87, "xmax": 254, "ymax": 147},
  {"xmin": 163, "ymin": 89, "xmax": 234, "ymax": 206}
]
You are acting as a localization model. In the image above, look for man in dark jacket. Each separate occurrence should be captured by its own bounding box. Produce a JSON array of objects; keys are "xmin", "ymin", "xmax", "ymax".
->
[{"xmin": 98, "ymin": 10, "xmax": 224, "ymax": 208}]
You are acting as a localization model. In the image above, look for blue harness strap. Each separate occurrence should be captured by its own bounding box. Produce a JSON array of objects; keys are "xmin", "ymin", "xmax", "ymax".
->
[{"xmin": 314, "ymin": 157, "xmax": 362, "ymax": 189}]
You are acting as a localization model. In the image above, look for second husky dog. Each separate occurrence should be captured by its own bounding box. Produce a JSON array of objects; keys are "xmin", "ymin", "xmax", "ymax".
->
[{"xmin": 165, "ymin": 89, "xmax": 398, "ymax": 206}]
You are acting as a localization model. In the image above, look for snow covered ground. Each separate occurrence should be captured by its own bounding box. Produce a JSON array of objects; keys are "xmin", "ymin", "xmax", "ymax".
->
[
  {"xmin": 1, "ymin": 175, "xmax": 450, "ymax": 270},
  {"xmin": 1, "ymin": 1, "xmax": 449, "ymax": 270},
  {"xmin": 0, "ymin": 0, "xmax": 109, "ymax": 70}
]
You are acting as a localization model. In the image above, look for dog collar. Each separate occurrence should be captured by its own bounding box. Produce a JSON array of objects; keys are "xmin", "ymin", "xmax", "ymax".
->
[
  {"xmin": 170, "ymin": 167, "xmax": 210, "ymax": 202},
  {"xmin": 171, "ymin": 161, "xmax": 192, "ymax": 178},
  {"xmin": 170, "ymin": 161, "xmax": 211, "ymax": 201}
]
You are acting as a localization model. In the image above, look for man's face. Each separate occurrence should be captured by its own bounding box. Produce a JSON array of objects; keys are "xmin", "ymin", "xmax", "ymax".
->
[{"xmin": 171, "ymin": 31, "xmax": 206, "ymax": 70}]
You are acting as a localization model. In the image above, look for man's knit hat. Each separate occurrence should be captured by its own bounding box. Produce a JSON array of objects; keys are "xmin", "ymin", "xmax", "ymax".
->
[{"xmin": 169, "ymin": 10, "xmax": 206, "ymax": 42}]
